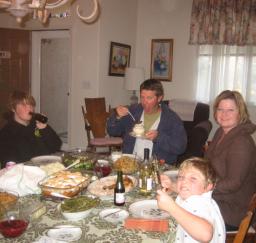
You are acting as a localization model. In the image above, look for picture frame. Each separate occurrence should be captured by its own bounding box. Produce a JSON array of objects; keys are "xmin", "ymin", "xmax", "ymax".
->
[
  {"xmin": 150, "ymin": 39, "xmax": 173, "ymax": 81},
  {"xmin": 108, "ymin": 42, "xmax": 131, "ymax": 77}
]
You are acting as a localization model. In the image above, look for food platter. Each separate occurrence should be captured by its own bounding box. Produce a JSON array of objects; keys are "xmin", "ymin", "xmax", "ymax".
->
[
  {"xmin": 87, "ymin": 175, "xmax": 137, "ymax": 200},
  {"xmin": 30, "ymin": 155, "xmax": 62, "ymax": 164},
  {"xmin": 129, "ymin": 200, "xmax": 170, "ymax": 219},
  {"xmin": 112, "ymin": 154, "xmax": 139, "ymax": 174},
  {"xmin": 39, "ymin": 171, "xmax": 91, "ymax": 198}
]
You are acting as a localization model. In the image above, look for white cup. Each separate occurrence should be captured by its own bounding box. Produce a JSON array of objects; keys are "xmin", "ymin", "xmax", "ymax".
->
[{"xmin": 111, "ymin": 151, "xmax": 122, "ymax": 162}]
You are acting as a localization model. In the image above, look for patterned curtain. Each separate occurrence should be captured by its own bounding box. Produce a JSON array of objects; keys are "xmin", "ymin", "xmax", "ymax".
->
[{"xmin": 189, "ymin": 0, "xmax": 256, "ymax": 45}]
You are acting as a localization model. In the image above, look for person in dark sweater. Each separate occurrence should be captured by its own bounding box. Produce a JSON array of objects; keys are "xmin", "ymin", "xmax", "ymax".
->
[
  {"xmin": 107, "ymin": 79, "xmax": 187, "ymax": 164},
  {"xmin": 0, "ymin": 91, "xmax": 62, "ymax": 167},
  {"xmin": 205, "ymin": 90, "xmax": 256, "ymax": 231}
]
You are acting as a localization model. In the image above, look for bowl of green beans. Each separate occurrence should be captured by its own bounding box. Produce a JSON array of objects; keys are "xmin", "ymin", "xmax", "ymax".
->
[{"xmin": 59, "ymin": 195, "xmax": 100, "ymax": 221}]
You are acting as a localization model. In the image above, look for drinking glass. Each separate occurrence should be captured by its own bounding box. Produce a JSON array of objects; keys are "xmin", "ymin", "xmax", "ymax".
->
[{"xmin": 0, "ymin": 202, "xmax": 29, "ymax": 238}]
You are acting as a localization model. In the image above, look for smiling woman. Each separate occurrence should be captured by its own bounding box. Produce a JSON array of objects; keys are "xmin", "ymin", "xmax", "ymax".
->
[{"xmin": 205, "ymin": 90, "xmax": 256, "ymax": 231}]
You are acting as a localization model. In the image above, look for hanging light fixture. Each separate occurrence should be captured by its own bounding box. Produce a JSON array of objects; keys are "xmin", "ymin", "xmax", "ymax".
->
[{"xmin": 0, "ymin": 0, "xmax": 99, "ymax": 24}]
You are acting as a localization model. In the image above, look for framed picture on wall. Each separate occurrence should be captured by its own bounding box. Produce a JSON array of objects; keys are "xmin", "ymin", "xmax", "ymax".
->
[
  {"xmin": 150, "ymin": 39, "xmax": 173, "ymax": 81},
  {"xmin": 108, "ymin": 42, "xmax": 131, "ymax": 77}
]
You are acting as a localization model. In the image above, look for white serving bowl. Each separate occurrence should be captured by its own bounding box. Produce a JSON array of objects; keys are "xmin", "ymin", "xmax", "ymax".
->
[
  {"xmin": 61, "ymin": 207, "xmax": 93, "ymax": 221},
  {"xmin": 59, "ymin": 195, "xmax": 100, "ymax": 221}
]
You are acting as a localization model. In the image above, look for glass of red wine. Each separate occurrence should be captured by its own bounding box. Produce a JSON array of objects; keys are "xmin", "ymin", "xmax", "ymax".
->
[
  {"xmin": 94, "ymin": 159, "xmax": 112, "ymax": 177},
  {"xmin": 0, "ymin": 202, "xmax": 29, "ymax": 238}
]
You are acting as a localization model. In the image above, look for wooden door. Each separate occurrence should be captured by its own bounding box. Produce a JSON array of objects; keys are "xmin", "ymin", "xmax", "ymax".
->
[{"xmin": 0, "ymin": 28, "xmax": 31, "ymax": 128}]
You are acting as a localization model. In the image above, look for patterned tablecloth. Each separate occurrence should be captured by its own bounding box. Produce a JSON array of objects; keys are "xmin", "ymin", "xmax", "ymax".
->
[{"xmin": 0, "ymin": 188, "xmax": 177, "ymax": 243}]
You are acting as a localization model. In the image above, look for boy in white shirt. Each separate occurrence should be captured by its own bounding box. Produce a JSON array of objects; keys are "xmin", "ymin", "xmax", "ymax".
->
[{"xmin": 157, "ymin": 157, "xmax": 225, "ymax": 243}]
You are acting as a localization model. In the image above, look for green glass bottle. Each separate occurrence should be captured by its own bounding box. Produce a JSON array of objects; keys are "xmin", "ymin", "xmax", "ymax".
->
[
  {"xmin": 139, "ymin": 148, "xmax": 153, "ymax": 195},
  {"xmin": 114, "ymin": 171, "xmax": 125, "ymax": 206}
]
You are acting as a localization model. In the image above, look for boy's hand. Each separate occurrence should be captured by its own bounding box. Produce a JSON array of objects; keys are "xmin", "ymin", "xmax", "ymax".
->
[
  {"xmin": 156, "ymin": 189, "xmax": 175, "ymax": 213},
  {"xmin": 36, "ymin": 121, "xmax": 47, "ymax": 129},
  {"xmin": 160, "ymin": 174, "xmax": 172, "ymax": 189},
  {"xmin": 160, "ymin": 174, "xmax": 177, "ymax": 193}
]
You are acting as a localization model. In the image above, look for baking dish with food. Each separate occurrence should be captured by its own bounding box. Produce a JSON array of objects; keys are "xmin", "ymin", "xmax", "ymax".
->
[{"xmin": 38, "ymin": 170, "xmax": 91, "ymax": 198}]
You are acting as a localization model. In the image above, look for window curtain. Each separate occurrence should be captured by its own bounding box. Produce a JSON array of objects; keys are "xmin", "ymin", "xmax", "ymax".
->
[
  {"xmin": 189, "ymin": 0, "xmax": 256, "ymax": 46},
  {"xmin": 196, "ymin": 45, "xmax": 256, "ymax": 104}
]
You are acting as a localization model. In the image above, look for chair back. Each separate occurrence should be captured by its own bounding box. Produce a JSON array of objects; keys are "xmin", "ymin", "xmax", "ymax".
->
[
  {"xmin": 81, "ymin": 105, "xmax": 92, "ymax": 143},
  {"xmin": 84, "ymin": 97, "xmax": 110, "ymax": 138},
  {"xmin": 232, "ymin": 193, "xmax": 256, "ymax": 243},
  {"xmin": 163, "ymin": 99, "xmax": 212, "ymax": 164}
]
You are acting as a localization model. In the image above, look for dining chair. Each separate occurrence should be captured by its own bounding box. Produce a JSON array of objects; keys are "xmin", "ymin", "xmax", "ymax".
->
[
  {"xmin": 81, "ymin": 97, "xmax": 123, "ymax": 153},
  {"xmin": 226, "ymin": 193, "xmax": 256, "ymax": 243}
]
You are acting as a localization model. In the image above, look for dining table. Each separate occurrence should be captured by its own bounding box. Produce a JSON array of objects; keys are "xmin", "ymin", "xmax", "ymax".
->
[{"xmin": 0, "ymin": 153, "xmax": 178, "ymax": 243}]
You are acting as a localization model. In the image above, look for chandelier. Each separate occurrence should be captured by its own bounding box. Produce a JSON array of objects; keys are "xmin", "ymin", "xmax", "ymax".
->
[{"xmin": 0, "ymin": 0, "xmax": 99, "ymax": 24}]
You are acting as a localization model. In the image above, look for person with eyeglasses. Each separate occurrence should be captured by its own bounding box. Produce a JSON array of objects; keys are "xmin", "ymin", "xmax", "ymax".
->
[{"xmin": 205, "ymin": 90, "xmax": 256, "ymax": 231}]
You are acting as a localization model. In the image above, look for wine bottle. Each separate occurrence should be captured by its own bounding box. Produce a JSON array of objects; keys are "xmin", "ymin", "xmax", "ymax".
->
[
  {"xmin": 114, "ymin": 171, "xmax": 125, "ymax": 206},
  {"xmin": 139, "ymin": 148, "xmax": 153, "ymax": 195},
  {"xmin": 30, "ymin": 112, "xmax": 48, "ymax": 123}
]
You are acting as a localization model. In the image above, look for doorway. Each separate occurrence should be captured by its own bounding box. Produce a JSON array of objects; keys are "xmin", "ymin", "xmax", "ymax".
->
[{"xmin": 31, "ymin": 30, "xmax": 70, "ymax": 150}]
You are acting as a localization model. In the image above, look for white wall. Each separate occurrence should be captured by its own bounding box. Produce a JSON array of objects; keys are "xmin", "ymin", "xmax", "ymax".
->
[
  {"xmin": 69, "ymin": 0, "xmax": 138, "ymax": 149},
  {"xmin": 98, "ymin": 0, "xmax": 138, "ymax": 108},
  {"xmin": 1, "ymin": 0, "xmax": 255, "ymax": 146},
  {"xmin": 135, "ymin": 0, "xmax": 197, "ymax": 100}
]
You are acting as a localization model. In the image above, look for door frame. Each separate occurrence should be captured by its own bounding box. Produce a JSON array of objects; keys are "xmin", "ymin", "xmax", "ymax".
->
[{"xmin": 31, "ymin": 30, "xmax": 71, "ymax": 149}]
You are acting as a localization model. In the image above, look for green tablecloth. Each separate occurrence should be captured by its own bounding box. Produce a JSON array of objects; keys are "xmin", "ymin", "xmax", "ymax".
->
[{"xmin": 0, "ymin": 189, "xmax": 177, "ymax": 243}]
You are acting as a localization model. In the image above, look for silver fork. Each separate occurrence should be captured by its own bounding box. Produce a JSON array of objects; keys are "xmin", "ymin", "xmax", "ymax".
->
[
  {"xmin": 103, "ymin": 209, "xmax": 123, "ymax": 219},
  {"xmin": 127, "ymin": 110, "xmax": 136, "ymax": 122}
]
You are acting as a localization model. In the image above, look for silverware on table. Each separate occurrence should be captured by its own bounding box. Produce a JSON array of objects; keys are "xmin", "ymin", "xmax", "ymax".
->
[
  {"xmin": 64, "ymin": 159, "xmax": 80, "ymax": 170},
  {"xmin": 103, "ymin": 209, "xmax": 123, "ymax": 219}
]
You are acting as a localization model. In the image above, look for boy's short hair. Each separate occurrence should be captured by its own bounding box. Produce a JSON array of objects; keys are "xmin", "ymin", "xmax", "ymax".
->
[
  {"xmin": 9, "ymin": 90, "xmax": 36, "ymax": 110},
  {"xmin": 179, "ymin": 157, "xmax": 217, "ymax": 185},
  {"xmin": 140, "ymin": 79, "xmax": 164, "ymax": 97}
]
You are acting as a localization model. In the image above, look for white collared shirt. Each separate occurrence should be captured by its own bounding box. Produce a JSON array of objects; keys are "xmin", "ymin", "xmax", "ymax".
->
[{"xmin": 175, "ymin": 191, "xmax": 226, "ymax": 243}]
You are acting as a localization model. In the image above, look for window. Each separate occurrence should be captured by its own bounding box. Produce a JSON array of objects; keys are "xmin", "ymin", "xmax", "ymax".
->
[{"xmin": 196, "ymin": 45, "xmax": 256, "ymax": 105}]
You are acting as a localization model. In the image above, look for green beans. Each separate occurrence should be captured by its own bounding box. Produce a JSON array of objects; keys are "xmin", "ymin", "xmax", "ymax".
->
[{"xmin": 61, "ymin": 196, "xmax": 100, "ymax": 213}]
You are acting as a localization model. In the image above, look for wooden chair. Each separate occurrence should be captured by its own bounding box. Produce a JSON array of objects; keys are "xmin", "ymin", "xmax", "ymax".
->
[
  {"xmin": 226, "ymin": 193, "xmax": 256, "ymax": 243},
  {"xmin": 81, "ymin": 97, "xmax": 122, "ymax": 153}
]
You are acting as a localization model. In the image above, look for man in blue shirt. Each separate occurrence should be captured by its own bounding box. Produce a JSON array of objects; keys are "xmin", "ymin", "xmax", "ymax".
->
[{"xmin": 107, "ymin": 79, "xmax": 187, "ymax": 164}]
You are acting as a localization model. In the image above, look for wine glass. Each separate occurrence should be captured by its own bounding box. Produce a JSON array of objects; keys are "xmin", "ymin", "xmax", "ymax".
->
[
  {"xmin": 0, "ymin": 202, "xmax": 29, "ymax": 238},
  {"xmin": 94, "ymin": 159, "xmax": 112, "ymax": 178}
]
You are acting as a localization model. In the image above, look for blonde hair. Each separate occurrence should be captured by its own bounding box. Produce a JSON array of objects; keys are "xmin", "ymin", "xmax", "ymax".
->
[
  {"xmin": 179, "ymin": 157, "xmax": 217, "ymax": 186},
  {"xmin": 213, "ymin": 90, "xmax": 249, "ymax": 124},
  {"xmin": 9, "ymin": 90, "xmax": 36, "ymax": 110}
]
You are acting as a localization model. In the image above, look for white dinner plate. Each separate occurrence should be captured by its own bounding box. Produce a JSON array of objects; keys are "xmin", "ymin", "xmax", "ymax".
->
[
  {"xmin": 87, "ymin": 175, "xmax": 136, "ymax": 200},
  {"xmin": 129, "ymin": 132, "xmax": 148, "ymax": 139},
  {"xmin": 47, "ymin": 226, "xmax": 82, "ymax": 242},
  {"xmin": 99, "ymin": 208, "xmax": 129, "ymax": 224},
  {"xmin": 31, "ymin": 155, "xmax": 62, "ymax": 164},
  {"xmin": 129, "ymin": 200, "xmax": 170, "ymax": 219},
  {"xmin": 163, "ymin": 170, "xmax": 179, "ymax": 182}
]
